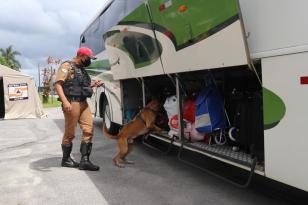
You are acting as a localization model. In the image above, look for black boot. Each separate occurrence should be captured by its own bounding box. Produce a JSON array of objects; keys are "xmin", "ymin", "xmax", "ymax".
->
[
  {"xmin": 79, "ymin": 141, "xmax": 100, "ymax": 171},
  {"xmin": 61, "ymin": 144, "xmax": 79, "ymax": 168}
]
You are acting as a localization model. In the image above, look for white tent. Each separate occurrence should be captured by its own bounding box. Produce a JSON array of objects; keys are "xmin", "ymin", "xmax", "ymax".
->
[{"xmin": 0, "ymin": 64, "xmax": 45, "ymax": 119}]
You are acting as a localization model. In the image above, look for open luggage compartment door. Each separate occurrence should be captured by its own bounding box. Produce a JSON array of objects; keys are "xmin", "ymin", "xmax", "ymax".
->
[{"xmin": 147, "ymin": 0, "xmax": 250, "ymax": 74}]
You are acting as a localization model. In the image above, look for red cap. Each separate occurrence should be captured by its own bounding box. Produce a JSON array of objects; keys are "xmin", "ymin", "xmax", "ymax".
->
[{"xmin": 77, "ymin": 47, "xmax": 97, "ymax": 60}]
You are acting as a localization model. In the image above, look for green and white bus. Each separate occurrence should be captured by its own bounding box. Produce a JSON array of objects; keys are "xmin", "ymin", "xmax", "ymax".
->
[{"xmin": 81, "ymin": 0, "xmax": 308, "ymax": 193}]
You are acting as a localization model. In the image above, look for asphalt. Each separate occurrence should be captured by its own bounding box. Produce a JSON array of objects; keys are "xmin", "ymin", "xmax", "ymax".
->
[{"xmin": 0, "ymin": 108, "xmax": 299, "ymax": 205}]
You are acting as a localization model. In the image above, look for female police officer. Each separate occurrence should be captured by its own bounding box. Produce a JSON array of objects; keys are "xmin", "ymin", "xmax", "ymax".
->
[{"xmin": 54, "ymin": 47, "xmax": 103, "ymax": 171}]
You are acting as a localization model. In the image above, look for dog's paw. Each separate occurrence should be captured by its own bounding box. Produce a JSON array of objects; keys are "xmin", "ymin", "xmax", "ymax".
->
[
  {"xmin": 152, "ymin": 129, "xmax": 163, "ymax": 135},
  {"xmin": 113, "ymin": 159, "xmax": 125, "ymax": 168},
  {"xmin": 151, "ymin": 128, "xmax": 161, "ymax": 133},
  {"xmin": 122, "ymin": 159, "xmax": 134, "ymax": 164},
  {"xmin": 158, "ymin": 129, "xmax": 164, "ymax": 134},
  {"xmin": 116, "ymin": 163, "xmax": 126, "ymax": 168}
]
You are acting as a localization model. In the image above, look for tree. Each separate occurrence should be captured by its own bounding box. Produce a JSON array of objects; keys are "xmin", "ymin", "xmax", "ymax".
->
[
  {"xmin": 41, "ymin": 67, "xmax": 55, "ymax": 103},
  {"xmin": 0, "ymin": 56, "xmax": 10, "ymax": 67},
  {"xmin": 0, "ymin": 45, "xmax": 21, "ymax": 71}
]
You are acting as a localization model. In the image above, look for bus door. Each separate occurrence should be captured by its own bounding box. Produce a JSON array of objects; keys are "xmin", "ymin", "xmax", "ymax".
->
[{"xmin": 147, "ymin": 0, "xmax": 250, "ymax": 74}]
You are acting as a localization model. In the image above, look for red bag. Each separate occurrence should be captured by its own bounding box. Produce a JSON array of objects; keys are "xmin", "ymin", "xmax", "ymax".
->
[{"xmin": 183, "ymin": 98, "xmax": 195, "ymax": 123}]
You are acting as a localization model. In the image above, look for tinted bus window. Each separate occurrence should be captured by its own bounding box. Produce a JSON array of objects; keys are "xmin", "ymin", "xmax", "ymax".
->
[
  {"xmin": 110, "ymin": 31, "xmax": 162, "ymax": 68},
  {"xmin": 125, "ymin": 0, "xmax": 145, "ymax": 15},
  {"xmin": 81, "ymin": 0, "xmax": 127, "ymax": 55},
  {"xmin": 80, "ymin": 17, "xmax": 105, "ymax": 55},
  {"xmin": 102, "ymin": 0, "xmax": 126, "ymax": 30}
]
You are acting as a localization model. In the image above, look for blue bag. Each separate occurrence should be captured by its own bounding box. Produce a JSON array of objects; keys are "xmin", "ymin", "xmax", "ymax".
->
[{"xmin": 195, "ymin": 83, "xmax": 226, "ymax": 134}]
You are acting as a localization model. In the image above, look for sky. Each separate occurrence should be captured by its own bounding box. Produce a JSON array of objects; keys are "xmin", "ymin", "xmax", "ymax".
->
[{"xmin": 0, "ymin": 0, "xmax": 108, "ymax": 83}]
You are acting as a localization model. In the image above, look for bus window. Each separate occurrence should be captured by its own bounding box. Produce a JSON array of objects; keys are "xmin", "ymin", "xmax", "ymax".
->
[
  {"xmin": 80, "ymin": 36, "xmax": 85, "ymax": 44},
  {"xmin": 80, "ymin": 0, "xmax": 123, "ymax": 55},
  {"xmin": 125, "ymin": 0, "xmax": 145, "ymax": 15},
  {"xmin": 80, "ymin": 17, "xmax": 105, "ymax": 55},
  {"xmin": 102, "ymin": 0, "xmax": 126, "ymax": 33},
  {"xmin": 119, "ymin": 32, "xmax": 162, "ymax": 68}
]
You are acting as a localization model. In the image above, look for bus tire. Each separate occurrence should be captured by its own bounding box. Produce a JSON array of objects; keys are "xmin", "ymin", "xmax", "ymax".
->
[{"xmin": 101, "ymin": 97, "xmax": 120, "ymax": 135}]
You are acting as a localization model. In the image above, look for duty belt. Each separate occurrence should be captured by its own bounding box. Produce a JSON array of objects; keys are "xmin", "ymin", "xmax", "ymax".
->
[{"xmin": 67, "ymin": 96, "xmax": 87, "ymax": 102}]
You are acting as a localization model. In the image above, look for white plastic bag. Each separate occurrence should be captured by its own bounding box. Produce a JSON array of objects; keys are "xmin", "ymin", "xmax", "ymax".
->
[{"xmin": 163, "ymin": 95, "xmax": 178, "ymax": 136}]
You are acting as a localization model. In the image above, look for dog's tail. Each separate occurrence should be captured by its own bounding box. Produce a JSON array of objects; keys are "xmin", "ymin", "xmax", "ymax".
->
[{"xmin": 102, "ymin": 122, "xmax": 119, "ymax": 140}]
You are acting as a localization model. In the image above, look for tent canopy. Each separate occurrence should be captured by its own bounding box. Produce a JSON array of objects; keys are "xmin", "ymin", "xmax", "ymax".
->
[{"xmin": 0, "ymin": 64, "xmax": 45, "ymax": 119}]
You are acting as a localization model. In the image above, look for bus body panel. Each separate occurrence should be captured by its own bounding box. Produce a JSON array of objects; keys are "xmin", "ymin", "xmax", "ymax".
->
[
  {"xmin": 148, "ymin": 0, "xmax": 248, "ymax": 73},
  {"xmin": 153, "ymin": 20, "xmax": 248, "ymax": 74},
  {"xmin": 239, "ymin": 0, "xmax": 308, "ymax": 59},
  {"xmin": 94, "ymin": 71, "xmax": 123, "ymax": 125},
  {"xmin": 262, "ymin": 52, "xmax": 308, "ymax": 192},
  {"xmin": 105, "ymin": 43, "xmax": 135, "ymax": 80},
  {"xmin": 104, "ymin": 2, "xmax": 165, "ymax": 80},
  {"xmin": 105, "ymin": 0, "xmax": 249, "ymax": 78},
  {"xmin": 105, "ymin": 25, "xmax": 165, "ymax": 79}
]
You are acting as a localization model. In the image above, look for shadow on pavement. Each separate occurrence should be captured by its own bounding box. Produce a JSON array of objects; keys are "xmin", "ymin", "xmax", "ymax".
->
[
  {"xmin": 48, "ymin": 118, "xmax": 298, "ymax": 205},
  {"xmin": 30, "ymin": 157, "xmax": 62, "ymax": 172}
]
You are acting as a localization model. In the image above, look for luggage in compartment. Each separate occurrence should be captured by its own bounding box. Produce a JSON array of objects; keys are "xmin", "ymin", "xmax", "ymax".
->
[
  {"xmin": 163, "ymin": 95, "xmax": 206, "ymax": 142},
  {"xmin": 163, "ymin": 85, "xmax": 227, "ymax": 143},
  {"xmin": 195, "ymin": 84, "xmax": 226, "ymax": 134},
  {"xmin": 230, "ymin": 91, "xmax": 264, "ymax": 159},
  {"xmin": 163, "ymin": 95, "xmax": 178, "ymax": 137}
]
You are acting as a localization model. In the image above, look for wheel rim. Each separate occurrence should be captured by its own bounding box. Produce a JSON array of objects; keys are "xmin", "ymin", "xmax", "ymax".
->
[
  {"xmin": 214, "ymin": 129, "xmax": 226, "ymax": 145},
  {"xmin": 104, "ymin": 103, "xmax": 111, "ymax": 129},
  {"xmin": 228, "ymin": 127, "xmax": 237, "ymax": 142}
]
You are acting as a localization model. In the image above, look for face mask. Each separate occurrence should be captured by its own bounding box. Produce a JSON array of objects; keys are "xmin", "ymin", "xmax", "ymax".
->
[{"xmin": 82, "ymin": 57, "xmax": 91, "ymax": 67}]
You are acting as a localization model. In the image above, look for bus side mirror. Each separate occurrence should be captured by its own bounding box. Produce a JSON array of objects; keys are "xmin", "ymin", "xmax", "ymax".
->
[{"xmin": 81, "ymin": 36, "xmax": 86, "ymax": 43}]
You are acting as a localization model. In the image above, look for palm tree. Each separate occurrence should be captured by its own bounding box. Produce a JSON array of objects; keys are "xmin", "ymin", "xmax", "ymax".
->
[{"xmin": 0, "ymin": 45, "xmax": 21, "ymax": 71}]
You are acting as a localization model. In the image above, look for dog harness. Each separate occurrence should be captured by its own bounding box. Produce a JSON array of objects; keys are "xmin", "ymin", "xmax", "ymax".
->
[{"xmin": 135, "ymin": 107, "xmax": 158, "ymax": 126}]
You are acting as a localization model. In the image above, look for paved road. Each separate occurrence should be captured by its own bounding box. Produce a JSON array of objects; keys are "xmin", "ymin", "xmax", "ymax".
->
[{"xmin": 0, "ymin": 108, "xmax": 299, "ymax": 205}]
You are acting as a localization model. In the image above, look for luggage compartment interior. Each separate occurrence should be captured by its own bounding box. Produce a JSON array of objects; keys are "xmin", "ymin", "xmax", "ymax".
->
[
  {"xmin": 122, "ymin": 79, "xmax": 143, "ymax": 124},
  {"xmin": 176, "ymin": 65, "xmax": 264, "ymax": 169},
  {"xmin": 122, "ymin": 65, "xmax": 264, "ymax": 170}
]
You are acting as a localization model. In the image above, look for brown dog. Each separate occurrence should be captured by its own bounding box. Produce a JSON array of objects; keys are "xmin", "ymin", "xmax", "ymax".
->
[{"xmin": 102, "ymin": 99, "xmax": 162, "ymax": 167}]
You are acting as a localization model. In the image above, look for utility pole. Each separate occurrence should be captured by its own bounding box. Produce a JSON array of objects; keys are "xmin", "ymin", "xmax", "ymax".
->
[{"xmin": 38, "ymin": 63, "xmax": 40, "ymax": 92}]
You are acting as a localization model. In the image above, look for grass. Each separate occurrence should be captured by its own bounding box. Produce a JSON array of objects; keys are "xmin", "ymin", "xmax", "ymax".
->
[{"xmin": 40, "ymin": 95, "xmax": 62, "ymax": 108}]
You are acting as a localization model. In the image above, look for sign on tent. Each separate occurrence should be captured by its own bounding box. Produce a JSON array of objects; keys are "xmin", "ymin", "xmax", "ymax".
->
[{"xmin": 8, "ymin": 83, "xmax": 29, "ymax": 101}]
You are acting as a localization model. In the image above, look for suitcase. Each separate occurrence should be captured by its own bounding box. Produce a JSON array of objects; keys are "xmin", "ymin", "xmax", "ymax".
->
[{"xmin": 232, "ymin": 91, "xmax": 264, "ymax": 160}]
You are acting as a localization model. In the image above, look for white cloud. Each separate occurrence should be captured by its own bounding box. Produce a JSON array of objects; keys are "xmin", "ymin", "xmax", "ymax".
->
[
  {"xmin": 0, "ymin": 0, "xmax": 107, "ymax": 84},
  {"xmin": 0, "ymin": 0, "xmax": 64, "ymax": 35}
]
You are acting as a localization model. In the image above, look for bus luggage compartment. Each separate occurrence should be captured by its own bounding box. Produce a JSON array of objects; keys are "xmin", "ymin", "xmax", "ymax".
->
[{"xmin": 138, "ymin": 65, "xmax": 265, "ymax": 174}]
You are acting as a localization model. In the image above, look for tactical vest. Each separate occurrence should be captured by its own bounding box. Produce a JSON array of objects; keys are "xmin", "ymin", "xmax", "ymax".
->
[{"xmin": 62, "ymin": 61, "xmax": 93, "ymax": 101}]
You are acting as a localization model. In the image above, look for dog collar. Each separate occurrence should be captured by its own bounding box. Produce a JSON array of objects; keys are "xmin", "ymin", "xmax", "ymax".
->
[
  {"xmin": 136, "ymin": 114, "xmax": 146, "ymax": 126},
  {"xmin": 143, "ymin": 107, "xmax": 158, "ymax": 114}
]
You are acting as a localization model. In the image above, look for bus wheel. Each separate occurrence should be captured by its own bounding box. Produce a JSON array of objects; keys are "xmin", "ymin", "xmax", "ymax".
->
[
  {"xmin": 102, "ymin": 100, "xmax": 111, "ymax": 130},
  {"xmin": 102, "ymin": 99, "xmax": 120, "ymax": 135}
]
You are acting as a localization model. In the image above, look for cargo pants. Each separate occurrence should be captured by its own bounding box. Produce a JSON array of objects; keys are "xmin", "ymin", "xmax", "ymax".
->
[{"xmin": 62, "ymin": 101, "xmax": 93, "ymax": 145}]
